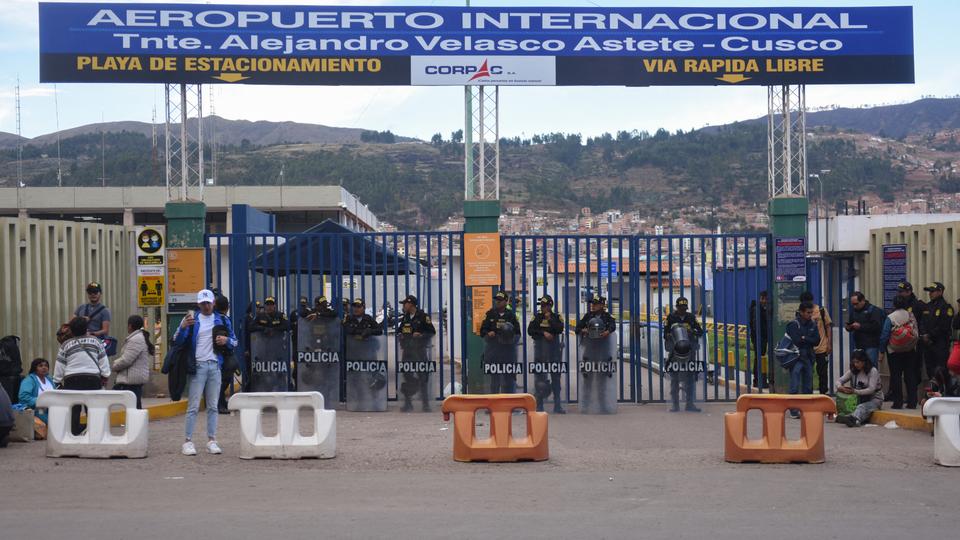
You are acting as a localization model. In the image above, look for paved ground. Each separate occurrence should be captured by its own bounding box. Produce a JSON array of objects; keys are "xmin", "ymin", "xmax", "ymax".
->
[{"xmin": 1, "ymin": 402, "xmax": 955, "ymax": 539}]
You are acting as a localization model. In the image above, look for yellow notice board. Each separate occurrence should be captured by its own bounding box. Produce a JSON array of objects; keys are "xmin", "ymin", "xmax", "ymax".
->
[
  {"xmin": 464, "ymin": 233, "xmax": 501, "ymax": 286},
  {"xmin": 137, "ymin": 276, "xmax": 165, "ymax": 307},
  {"xmin": 472, "ymin": 287, "xmax": 493, "ymax": 335},
  {"xmin": 167, "ymin": 248, "xmax": 206, "ymax": 305}
]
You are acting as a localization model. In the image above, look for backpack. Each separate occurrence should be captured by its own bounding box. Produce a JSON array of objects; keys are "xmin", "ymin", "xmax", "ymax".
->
[
  {"xmin": 774, "ymin": 328, "xmax": 800, "ymax": 370},
  {"xmin": 0, "ymin": 335, "xmax": 22, "ymax": 377},
  {"xmin": 888, "ymin": 311, "xmax": 918, "ymax": 353}
]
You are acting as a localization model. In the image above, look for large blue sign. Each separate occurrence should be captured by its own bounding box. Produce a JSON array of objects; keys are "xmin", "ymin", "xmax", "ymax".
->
[{"xmin": 39, "ymin": 3, "xmax": 914, "ymax": 86}]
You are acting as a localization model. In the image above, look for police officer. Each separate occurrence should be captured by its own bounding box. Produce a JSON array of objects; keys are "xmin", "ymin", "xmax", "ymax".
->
[
  {"xmin": 308, "ymin": 295, "xmax": 338, "ymax": 320},
  {"xmin": 290, "ymin": 296, "xmax": 311, "ymax": 327},
  {"xmin": 249, "ymin": 296, "xmax": 292, "ymax": 390},
  {"xmin": 922, "ymin": 282, "xmax": 953, "ymax": 380},
  {"xmin": 397, "ymin": 295, "xmax": 436, "ymax": 412},
  {"xmin": 289, "ymin": 296, "xmax": 311, "ymax": 364},
  {"xmin": 344, "ymin": 298, "xmax": 382, "ymax": 337},
  {"xmin": 527, "ymin": 294, "xmax": 566, "ymax": 414},
  {"xmin": 249, "ymin": 296, "xmax": 291, "ymax": 334},
  {"xmin": 575, "ymin": 294, "xmax": 616, "ymax": 338},
  {"xmin": 664, "ymin": 297, "xmax": 704, "ymax": 412},
  {"xmin": 480, "ymin": 291, "xmax": 522, "ymax": 394},
  {"xmin": 343, "ymin": 298, "xmax": 385, "ymax": 396}
]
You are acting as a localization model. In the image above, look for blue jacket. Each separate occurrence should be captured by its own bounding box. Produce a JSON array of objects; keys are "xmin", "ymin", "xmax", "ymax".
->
[
  {"xmin": 787, "ymin": 317, "xmax": 820, "ymax": 360},
  {"xmin": 18, "ymin": 373, "xmax": 51, "ymax": 422},
  {"xmin": 18, "ymin": 373, "xmax": 50, "ymax": 409},
  {"xmin": 172, "ymin": 312, "xmax": 238, "ymax": 370}
]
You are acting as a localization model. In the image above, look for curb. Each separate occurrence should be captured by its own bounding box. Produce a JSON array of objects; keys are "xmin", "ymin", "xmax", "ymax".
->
[{"xmin": 867, "ymin": 410, "xmax": 932, "ymax": 432}]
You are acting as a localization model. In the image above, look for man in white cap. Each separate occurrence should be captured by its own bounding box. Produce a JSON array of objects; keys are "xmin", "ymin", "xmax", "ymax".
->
[{"xmin": 173, "ymin": 289, "xmax": 238, "ymax": 456}]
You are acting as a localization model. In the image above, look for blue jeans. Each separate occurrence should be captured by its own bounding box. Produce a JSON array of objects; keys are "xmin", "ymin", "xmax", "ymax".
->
[
  {"xmin": 789, "ymin": 354, "xmax": 814, "ymax": 396},
  {"xmin": 185, "ymin": 360, "xmax": 221, "ymax": 440},
  {"xmin": 863, "ymin": 348, "xmax": 879, "ymax": 369}
]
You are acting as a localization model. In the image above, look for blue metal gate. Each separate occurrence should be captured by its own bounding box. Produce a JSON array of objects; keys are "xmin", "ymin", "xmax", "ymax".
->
[
  {"xmin": 206, "ymin": 229, "xmax": 799, "ymax": 404},
  {"xmin": 206, "ymin": 230, "xmax": 467, "ymax": 401},
  {"xmin": 501, "ymin": 233, "xmax": 772, "ymax": 403}
]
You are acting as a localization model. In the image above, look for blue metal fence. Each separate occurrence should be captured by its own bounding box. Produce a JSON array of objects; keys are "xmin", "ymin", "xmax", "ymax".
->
[
  {"xmin": 206, "ymin": 231, "xmax": 466, "ymax": 401},
  {"xmin": 203, "ymin": 230, "xmax": 862, "ymax": 404}
]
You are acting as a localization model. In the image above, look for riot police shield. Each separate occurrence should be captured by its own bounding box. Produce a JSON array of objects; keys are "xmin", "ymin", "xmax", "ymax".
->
[
  {"xmin": 529, "ymin": 335, "xmax": 566, "ymax": 411},
  {"xmin": 296, "ymin": 316, "xmax": 342, "ymax": 405},
  {"xmin": 397, "ymin": 333, "xmax": 437, "ymax": 412},
  {"xmin": 249, "ymin": 330, "xmax": 291, "ymax": 392},
  {"xmin": 483, "ymin": 329, "xmax": 522, "ymax": 394},
  {"xmin": 664, "ymin": 325, "xmax": 704, "ymax": 410},
  {"xmin": 577, "ymin": 333, "xmax": 617, "ymax": 414},
  {"xmin": 345, "ymin": 333, "xmax": 388, "ymax": 412}
]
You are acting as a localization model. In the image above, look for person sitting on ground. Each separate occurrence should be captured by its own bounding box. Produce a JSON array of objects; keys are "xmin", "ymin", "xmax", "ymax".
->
[
  {"xmin": 112, "ymin": 315, "xmax": 154, "ymax": 409},
  {"xmin": 835, "ymin": 349, "xmax": 884, "ymax": 428},
  {"xmin": 18, "ymin": 358, "xmax": 54, "ymax": 423},
  {"xmin": 921, "ymin": 354, "xmax": 960, "ymax": 408}
]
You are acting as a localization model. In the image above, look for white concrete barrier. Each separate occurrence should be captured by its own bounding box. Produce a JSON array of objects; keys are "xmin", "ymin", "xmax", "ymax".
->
[
  {"xmin": 923, "ymin": 397, "xmax": 960, "ymax": 467},
  {"xmin": 227, "ymin": 392, "xmax": 336, "ymax": 459},
  {"xmin": 36, "ymin": 390, "xmax": 148, "ymax": 458}
]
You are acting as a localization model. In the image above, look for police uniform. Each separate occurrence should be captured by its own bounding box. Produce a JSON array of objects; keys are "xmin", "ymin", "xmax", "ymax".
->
[
  {"xmin": 248, "ymin": 297, "xmax": 292, "ymax": 391},
  {"xmin": 664, "ymin": 298, "xmax": 703, "ymax": 412},
  {"xmin": 527, "ymin": 295, "xmax": 566, "ymax": 413},
  {"xmin": 922, "ymin": 283, "xmax": 953, "ymax": 379},
  {"xmin": 575, "ymin": 298, "xmax": 616, "ymax": 336},
  {"xmin": 480, "ymin": 291, "xmax": 521, "ymax": 394},
  {"xmin": 343, "ymin": 305, "xmax": 382, "ymax": 339},
  {"xmin": 397, "ymin": 295, "xmax": 436, "ymax": 412},
  {"xmin": 249, "ymin": 298, "xmax": 292, "ymax": 334},
  {"xmin": 311, "ymin": 296, "xmax": 339, "ymax": 319}
]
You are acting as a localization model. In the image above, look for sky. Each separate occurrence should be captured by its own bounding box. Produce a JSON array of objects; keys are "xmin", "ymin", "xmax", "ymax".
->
[{"xmin": 0, "ymin": 0, "xmax": 956, "ymax": 141}]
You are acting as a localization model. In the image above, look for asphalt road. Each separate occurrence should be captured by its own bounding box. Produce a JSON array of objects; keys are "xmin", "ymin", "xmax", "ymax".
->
[{"xmin": 1, "ymin": 403, "xmax": 955, "ymax": 540}]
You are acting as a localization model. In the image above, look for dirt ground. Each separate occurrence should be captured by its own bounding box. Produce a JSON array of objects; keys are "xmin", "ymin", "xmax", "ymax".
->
[{"xmin": 1, "ymin": 402, "xmax": 955, "ymax": 539}]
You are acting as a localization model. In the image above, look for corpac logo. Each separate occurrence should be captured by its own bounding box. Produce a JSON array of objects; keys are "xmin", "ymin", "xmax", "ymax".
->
[
  {"xmin": 412, "ymin": 56, "xmax": 556, "ymax": 86},
  {"xmin": 423, "ymin": 59, "xmax": 504, "ymax": 81}
]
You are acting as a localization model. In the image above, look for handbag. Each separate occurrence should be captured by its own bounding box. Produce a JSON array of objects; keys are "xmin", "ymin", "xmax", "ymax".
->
[
  {"xmin": 835, "ymin": 392, "xmax": 859, "ymax": 415},
  {"xmin": 774, "ymin": 331, "xmax": 800, "ymax": 370},
  {"xmin": 84, "ymin": 304, "xmax": 117, "ymax": 356}
]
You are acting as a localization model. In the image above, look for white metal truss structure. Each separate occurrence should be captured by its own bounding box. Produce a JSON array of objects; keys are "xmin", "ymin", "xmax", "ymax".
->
[
  {"xmin": 767, "ymin": 85, "xmax": 807, "ymax": 198},
  {"xmin": 464, "ymin": 85, "xmax": 499, "ymax": 201},
  {"xmin": 164, "ymin": 83, "xmax": 204, "ymax": 201}
]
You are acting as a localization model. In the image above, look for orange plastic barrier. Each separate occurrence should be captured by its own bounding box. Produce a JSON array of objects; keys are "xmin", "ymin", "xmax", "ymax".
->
[
  {"xmin": 724, "ymin": 394, "xmax": 837, "ymax": 464},
  {"xmin": 441, "ymin": 393, "xmax": 548, "ymax": 462}
]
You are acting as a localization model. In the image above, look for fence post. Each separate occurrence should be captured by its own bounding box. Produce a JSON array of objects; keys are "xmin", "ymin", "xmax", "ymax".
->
[
  {"xmin": 163, "ymin": 201, "xmax": 207, "ymax": 344},
  {"xmin": 463, "ymin": 200, "xmax": 500, "ymax": 393},
  {"xmin": 769, "ymin": 198, "xmax": 809, "ymax": 393}
]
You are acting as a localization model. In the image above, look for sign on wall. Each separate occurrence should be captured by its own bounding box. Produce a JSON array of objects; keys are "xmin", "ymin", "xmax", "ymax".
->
[
  {"xmin": 166, "ymin": 247, "xmax": 206, "ymax": 311},
  {"xmin": 882, "ymin": 244, "xmax": 907, "ymax": 311},
  {"xmin": 774, "ymin": 237, "xmax": 806, "ymax": 283},
  {"xmin": 135, "ymin": 225, "xmax": 165, "ymax": 307},
  {"xmin": 39, "ymin": 4, "xmax": 914, "ymax": 86},
  {"xmin": 464, "ymin": 233, "xmax": 502, "ymax": 287}
]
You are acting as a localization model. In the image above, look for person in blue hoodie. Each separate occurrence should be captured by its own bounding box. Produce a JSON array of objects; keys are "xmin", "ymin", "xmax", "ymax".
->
[
  {"xmin": 173, "ymin": 289, "xmax": 238, "ymax": 457},
  {"xmin": 786, "ymin": 301, "xmax": 821, "ymax": 418},
  {"xmin": 18, "ymin": 358, "xmax": 54, "ymax": 424}
]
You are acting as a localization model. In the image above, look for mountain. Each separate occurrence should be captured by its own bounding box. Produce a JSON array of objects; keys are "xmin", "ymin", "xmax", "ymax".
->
[
  {"xmin": 12, "ymin": 116, "xmax": 417, "ymax": 150},
  {"xmin": 0, "ymin": 131, "xmax": 26, "ymax": 148},
  {"xmin": 2, "ymin": 98, "xmax": 959, "ymax": 229},
  {"xmin": 705, "ymin": 98, "xmax": 960, "ymax": 140}
]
